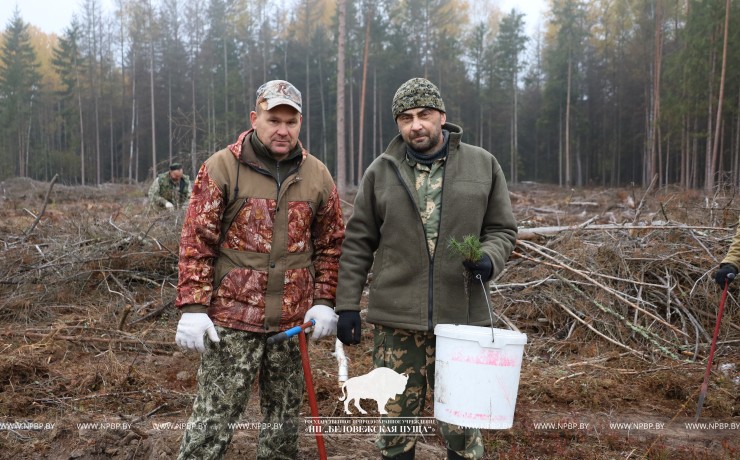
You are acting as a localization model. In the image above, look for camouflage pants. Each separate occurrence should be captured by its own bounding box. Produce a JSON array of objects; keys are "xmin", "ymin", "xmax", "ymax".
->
[
  {"xmin": 373, "ymin": 325, "xmax": 483, "ymax": 459},
  {"xmin": 177, "ymin": 326, "xmax": 305, "ymax": 460}
]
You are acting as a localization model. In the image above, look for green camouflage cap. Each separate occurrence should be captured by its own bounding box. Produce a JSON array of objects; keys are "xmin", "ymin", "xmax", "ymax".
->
[
  {"xmin": 169, "ymin": 162, "xmax": 183, "ymax": 170},
  {"xmin": 392, "ymin": 78, "xmax": 445, "ymax": 120}
]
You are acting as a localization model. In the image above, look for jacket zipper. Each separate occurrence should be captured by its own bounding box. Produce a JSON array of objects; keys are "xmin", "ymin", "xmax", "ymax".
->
[{"xmin": 383, "ymin": 158, "xmax": 441, "ymax": 331}]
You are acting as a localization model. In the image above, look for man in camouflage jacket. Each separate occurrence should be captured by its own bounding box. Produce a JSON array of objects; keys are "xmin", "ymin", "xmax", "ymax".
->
[
  {"xmin": 148, "ymin": 163, "xmax": 191, "ymax": 210},
  {"xmin": 336, "ymin": 78, "xmax": 517, "ymax": 460},
  {"xmin": 174, "ymin": 80, "xmax": 345, "ymax": 460}
]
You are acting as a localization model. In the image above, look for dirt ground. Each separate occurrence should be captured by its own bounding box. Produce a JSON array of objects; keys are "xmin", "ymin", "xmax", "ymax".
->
[{"xmin": 1, "ymin": 177, "xmax": 740, "ymax": 459}]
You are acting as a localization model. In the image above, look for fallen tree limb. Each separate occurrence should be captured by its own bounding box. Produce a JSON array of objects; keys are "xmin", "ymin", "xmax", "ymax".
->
[
  {"xmin": 128, "ymin": 301, "xmax": 173, "ymax": 325},
  {"xmin": 517, "ymin": 225, "xmax": 731, "ymax": 240},
  {"xmin": 0, "ymin": 330, "xmax": 174, "ymax": 346},
  {"xmin": 515, "ymin": 240, "xmax": 689, "ymax": 338},
  {"xmin": 550, "ymin": 297, "xmax": 646, "ymax": 360},
  {"xmin": 23, "ymin": 174, "xmax": 58, "ymax": 240}
]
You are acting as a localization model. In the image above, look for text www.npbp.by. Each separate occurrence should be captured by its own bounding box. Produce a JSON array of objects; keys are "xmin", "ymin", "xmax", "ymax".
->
[{"xmin": 532, "ymin": 423, "xmax": 590, "ymax": 430}]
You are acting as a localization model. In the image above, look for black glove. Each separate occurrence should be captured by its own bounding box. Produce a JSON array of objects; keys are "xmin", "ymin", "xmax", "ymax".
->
[
  {"xmin": 337, "ymin": 311, "xmax": 362, "ymax": 345},
  {"xmin": 715, "ymin": 264, "xmax": 738, "ymax": 289},
  {"xmin": 463, "ymin": 253, "xmax": 493, "ymax": 281}
]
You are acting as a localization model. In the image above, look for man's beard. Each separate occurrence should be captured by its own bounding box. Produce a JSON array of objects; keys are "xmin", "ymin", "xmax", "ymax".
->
[{"xmin": 404, "ymin": 125, "xmax": 442, "ymax": 154}]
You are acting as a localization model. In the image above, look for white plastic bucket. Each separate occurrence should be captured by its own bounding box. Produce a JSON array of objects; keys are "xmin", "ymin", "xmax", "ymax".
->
[{"xmin": 434, "ymin": 324, "xmax": 527, "ymax": 429}]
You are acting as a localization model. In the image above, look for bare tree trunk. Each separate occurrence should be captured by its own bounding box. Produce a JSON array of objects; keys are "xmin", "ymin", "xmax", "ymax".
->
[
  {"xmin": 379, "ymin": 84, "xmax": 383, "ymax": 156},
  {"xmin": 349, "ymin": 54, "xmax": 355, "ymax": 186},
  {"xmin": 513, "ymin": 68, "xmax": 518, "ymax": 184},
  {"xmin": 681, "ymin": 115, "xmax": 686, "ymax": 188},
  {"xmin": 75, "ymin": 51, "xmax": 86, "ymax": 186},
  {"xmin": 169, "ymin": 66, "xmax": 173, "ymax": 165},
  {"xmin": 357, "ymin": 1, "xmax": 371, "ymax": 183},
  {"xmin": 129, "ymin": 49, "xmax": 136, "ymax": 183},
  {"xmin": 336, "ymin": 0, "xmax": 346, "ymax": 195},
  {"xmin": 373, "ymin": 67, "xmax": 377, "ymax": 159},
  {"xmin": 224, "ymin": 37, "xmax": 229, "ymax": 140},
  {"xmin": 191, "ymin": 26, "xmax": 197, "ymax": 176},
  {"xmin": 692, "ymin": 118, "xmax": 699, "ymax": 189},
  {"xmin": 719, "ymin": 119, "xmax": 725, "ymax": 189},
  {"xmin": 149, "ymin": 0, "xmax": 157, "ymax": 178},
  {"xmin": 710, "ymin": 0, "xmax": 731, "ymax": 192},
  {"xmin": 658, "ymin": 127, "xmax": 663, "ymax": 188},
  {"xmin": 25, "ymin": 98, "xmax": 33, "ymax": 178},
  {"xmin": 318, "ymin": 50, "xmax": 327, "ymax": 165},
  {"xmin": 120, "ymin": 3, "xmax": 126, "ymax": 180},
  {"xmin": 305, "ymin": 1, "xmax": 311, "ymax": 153},
  {"xmin": 736, "ymin": 88, "xmax": 740, "ymax": 189},
  {"xmin": 565, "ymin": 57, "xmax": 572, "ymax": 187},
  {"xmin": 91, "ymin": 0, "xmax": 101, "ymax": 185},
  {"xmin": 705, "ymin": 38, "xmax": 717, "ymax": 190},
  {"xmin": 665, "ymin": 133, "xmax": 670, "ymax": 185},
  {"xmin": 650, "ymin": 0, "xmax": 662, "ymax": 189},
  {"xmin": 559, "ymin": 103, "xmax": 562, "ymax": 187}
]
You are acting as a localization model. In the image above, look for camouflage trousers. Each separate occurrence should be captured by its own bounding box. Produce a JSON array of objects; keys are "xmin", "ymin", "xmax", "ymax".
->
[
  {"xmin": 373, "ymin": 325, "xmax": 483, "ymax": 460},
  {"xmin": 177, "ymin": 326, "xmax": 305, "ymax": 460}
]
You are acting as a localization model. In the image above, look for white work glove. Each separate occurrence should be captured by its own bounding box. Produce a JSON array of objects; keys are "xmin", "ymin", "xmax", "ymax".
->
[
  {"xmin": 303, "ymin": 304, "xmax": 338, "ymax": 341},
  {"xmin": 165, "ymin": 201, "xmax": 174, "ymax": 209},
  {"xmin": 176, "ymin": 312, "xmax": 220, "ymax": 353}
]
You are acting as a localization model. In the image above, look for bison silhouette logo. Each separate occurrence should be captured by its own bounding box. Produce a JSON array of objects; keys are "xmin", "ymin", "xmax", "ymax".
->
[{"xmin": 339, "ymin": 368, "xmax": 409, "ymax": 414}]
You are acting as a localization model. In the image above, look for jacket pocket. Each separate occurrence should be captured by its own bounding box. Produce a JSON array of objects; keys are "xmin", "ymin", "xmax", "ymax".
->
[{"xmin": 287, "ymin": 201, "xmax": 314, "ymax": 253}]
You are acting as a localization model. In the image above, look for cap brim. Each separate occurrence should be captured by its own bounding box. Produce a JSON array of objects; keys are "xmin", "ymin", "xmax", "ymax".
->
[{"xmin": 266, "ymin": 98, "xmax": 302, "ymax": 114}]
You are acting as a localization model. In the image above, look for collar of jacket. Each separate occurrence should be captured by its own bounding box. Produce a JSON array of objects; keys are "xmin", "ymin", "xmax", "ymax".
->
[
  {"xmin": 383, "ymin": 123, "xmax": 462, "ymax": 167},
  {"xmin": 228, "ymin": 129, "xmax": 307, "ymax": 171}
]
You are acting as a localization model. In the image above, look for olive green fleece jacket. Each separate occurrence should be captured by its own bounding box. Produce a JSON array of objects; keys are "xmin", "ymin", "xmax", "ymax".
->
[{"xmin": 335, "ymin": 123, "xmax": 518, "ymax": 331}]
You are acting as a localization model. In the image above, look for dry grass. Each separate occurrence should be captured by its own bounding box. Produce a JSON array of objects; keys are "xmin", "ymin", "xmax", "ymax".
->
[{"xmin": 0, "ymin": 179, "xmax": 739, "ymax": 458}]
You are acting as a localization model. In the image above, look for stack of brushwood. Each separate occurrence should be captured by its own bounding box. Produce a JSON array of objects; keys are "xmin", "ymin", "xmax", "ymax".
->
[
  {"xmin": 0, "ymin": 177, "xmax": 182, "ymax": 345},
  {"xmin": 497, "ymin": 181, "xmax": 740, "ymax": 363}
]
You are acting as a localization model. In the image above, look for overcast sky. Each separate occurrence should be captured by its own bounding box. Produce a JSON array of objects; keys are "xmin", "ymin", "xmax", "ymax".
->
[{"xmin": 1, "ymin": 0, "xmax": 547, "ymax": 38}]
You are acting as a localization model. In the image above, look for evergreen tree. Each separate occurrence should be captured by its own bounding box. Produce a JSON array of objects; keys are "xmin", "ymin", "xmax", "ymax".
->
[{"xmin": 0, "ymin": 8, "xmax": 42, "ymax": 177}]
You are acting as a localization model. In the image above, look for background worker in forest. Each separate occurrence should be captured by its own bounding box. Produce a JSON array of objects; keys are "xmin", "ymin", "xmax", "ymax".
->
[
  {"xmin": 148, "ymin": 162, "xmax": 192, "ymax": 210},
  {"xmin": 173, "ymin": 80, "xmax": 345, "ymax": 460},
  {"xmin": 335, "ymin": 78, "xmax": 518, "ymax": 460}
]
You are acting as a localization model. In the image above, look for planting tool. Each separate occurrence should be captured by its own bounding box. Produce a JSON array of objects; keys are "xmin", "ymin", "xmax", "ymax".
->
[
  {"xmin": 695, "ymin": 272, "xmax": 735, "ymax": 422},
  {"xmin": 266, "ymin": 320, "xmax": 327, "ymax": 460}
]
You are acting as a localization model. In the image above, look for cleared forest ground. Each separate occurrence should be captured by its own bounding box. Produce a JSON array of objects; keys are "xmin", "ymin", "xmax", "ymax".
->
[{"xmin": 1, "ymin": 177, "xmax": 739, "ymax": 459}]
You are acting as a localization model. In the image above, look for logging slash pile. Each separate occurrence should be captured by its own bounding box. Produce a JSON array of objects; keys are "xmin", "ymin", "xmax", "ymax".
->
[
  {"xmin": 1, "ymin": 177, "xmax": 740, "ymax": 459},
  {"xmin": 502, "ymin": 183, "xmax": 740, "ymax": 365}
]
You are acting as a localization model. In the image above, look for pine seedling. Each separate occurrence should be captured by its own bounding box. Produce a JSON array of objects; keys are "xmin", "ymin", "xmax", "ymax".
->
[
  {"xmin": 448, "ymin": 235, "xmax": 483, "ymax": 263},
  {"xmin": 448, "ymin": 235, "xmax": 483, "ymax": 299}
]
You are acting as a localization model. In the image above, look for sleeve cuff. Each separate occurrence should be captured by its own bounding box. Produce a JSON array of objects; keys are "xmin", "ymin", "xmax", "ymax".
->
[
  {"xmin": 313, "ymin": 299, "xmax": 335, "ymax": 309},
  {"xmin": 720, "ymin": 263, "xmax": 739, "ymax": 273},
  {"xmin": 335, "ymin": 304, "xmax": 361, "ymax": 314},
  {"xmin": 179, "ymin": 304, "xmax": 209, "ymax": 314}
]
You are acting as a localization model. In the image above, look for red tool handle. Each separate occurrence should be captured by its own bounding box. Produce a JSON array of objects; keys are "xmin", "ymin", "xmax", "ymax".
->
[
  {"xmin": 695, "ymin": 273, "xmax": 734, "ymax": 422},
  {"xmin": 297, "ymin": 321, "xmax": 328, "ymax": 460}
]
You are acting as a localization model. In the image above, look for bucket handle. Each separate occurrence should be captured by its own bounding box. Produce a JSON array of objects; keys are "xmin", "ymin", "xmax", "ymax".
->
[{"xmin": 477, "ymin": 274, "xmax": 515, "ymax": 344}]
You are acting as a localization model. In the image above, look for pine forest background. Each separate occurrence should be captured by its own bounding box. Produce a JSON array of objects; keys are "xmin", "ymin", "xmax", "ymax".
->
[{"xmin": 1, "ymin": 0, "xmax": 740, "ymax": 195}]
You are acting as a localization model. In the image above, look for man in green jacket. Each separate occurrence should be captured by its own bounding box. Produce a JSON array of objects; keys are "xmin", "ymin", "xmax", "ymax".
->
[
  {"xmin": 148, "ymin": 163, "xmax": 192, "ymax": 210},
  {"xmin": 335, "ymin": 78, "xmax": 518, "ymax": 460}
]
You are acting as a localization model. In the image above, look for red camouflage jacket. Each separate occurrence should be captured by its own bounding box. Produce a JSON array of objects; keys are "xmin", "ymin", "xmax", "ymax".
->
[{"xmin": 175, "ymin": 130, "xmax": 345, "ymax": 332}]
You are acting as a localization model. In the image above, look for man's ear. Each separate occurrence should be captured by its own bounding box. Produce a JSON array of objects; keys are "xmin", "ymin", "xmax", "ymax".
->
[
  {"xmin": 439, "ymin": 111, "xmax": 447, "ymax": 126},
  {"xmin": 250, "ymin": 111, "xmax": 258, "ymax": 128}
]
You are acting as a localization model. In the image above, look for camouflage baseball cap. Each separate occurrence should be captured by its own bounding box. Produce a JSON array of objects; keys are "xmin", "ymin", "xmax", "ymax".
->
[
  {"xmin": 169, "ymin": 162, "xmax": 183, "ymax": 170},
  {"xmin": 392, "ymin": 78, "xmax": 445, "ymax": 120},
  {"xmin": 256, "ymin": 80, "xmax": 302, "ymax": 113}
]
